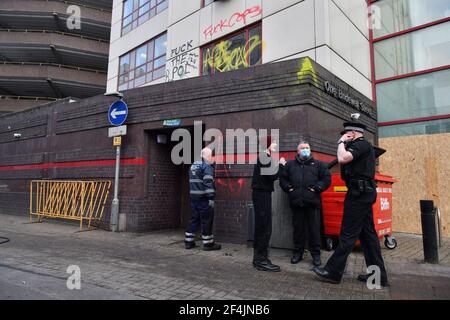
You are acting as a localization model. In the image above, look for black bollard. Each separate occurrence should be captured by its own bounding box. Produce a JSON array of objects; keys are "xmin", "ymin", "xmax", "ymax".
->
[{"xmin": 420, "ymin": 200, "xmax": 439, "ymax": 264}]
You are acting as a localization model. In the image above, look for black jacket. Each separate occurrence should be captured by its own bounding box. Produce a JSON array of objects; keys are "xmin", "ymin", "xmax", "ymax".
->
[
  {"xmin": 251, "ymin": 158, "xmax": 282, "ymax": 192},
  {"xmin": 280, "ymin": 155, "xmax": 331, "ymax": 207}
]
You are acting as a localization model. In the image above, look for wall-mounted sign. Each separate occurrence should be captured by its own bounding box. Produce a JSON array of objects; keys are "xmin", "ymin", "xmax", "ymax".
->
[
  {"xmin": 108, "ymin": 100, "xmax": 128, "ymax": 126},
  {"xmin": 108, "ymin": 125, "xmax": 127, "ymax": 138},
  {"xmin": 324, "ymin": 81, "xmax": 374, "ymax": 117},
  {"xmin": 163, "ymin": 119, "xmax": 181, "ymax": 126},
  {"xmin": 113, "ymin": 136, "xmax": 122, "ymax": 146}
]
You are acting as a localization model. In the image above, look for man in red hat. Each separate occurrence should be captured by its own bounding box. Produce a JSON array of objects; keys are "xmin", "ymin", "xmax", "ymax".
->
[{"xmin": 312, "ymin": 121, "xmax": 389, "ymax": 287}]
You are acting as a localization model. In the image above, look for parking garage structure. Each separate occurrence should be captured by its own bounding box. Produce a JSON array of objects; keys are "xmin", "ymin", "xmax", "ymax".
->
[{"xmin": 0, "ymin": 0, "xmax": 112, "ymax": 113}]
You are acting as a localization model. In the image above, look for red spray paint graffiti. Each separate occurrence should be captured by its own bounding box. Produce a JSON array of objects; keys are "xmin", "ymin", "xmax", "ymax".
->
[
  {"xmin": 203, "ymin": 5, "xmax": 262, "ymax": 40},
  {"xmin": 213, "ymin": 151, "xmax": 335, "ymax": 195}
]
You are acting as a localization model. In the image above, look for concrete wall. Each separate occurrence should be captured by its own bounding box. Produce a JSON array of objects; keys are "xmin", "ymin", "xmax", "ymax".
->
[
  {"xmin": 379, "ymin": 133, "xmax": 450, "ymax": 237},
  {"xmin": 107, "ymin": 0, "xmax": 372, "ymax": 99}
]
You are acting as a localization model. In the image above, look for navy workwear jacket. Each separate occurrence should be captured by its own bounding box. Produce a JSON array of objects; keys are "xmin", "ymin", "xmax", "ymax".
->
[{"xmin": 189, "ymin": 160, "xmax": 215, "ymax": 200}]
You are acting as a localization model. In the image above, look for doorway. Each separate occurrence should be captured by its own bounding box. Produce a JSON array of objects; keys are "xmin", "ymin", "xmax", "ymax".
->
[{"xmin": 146, "ymin": 126, "xmax": 198, "ymax": 230}]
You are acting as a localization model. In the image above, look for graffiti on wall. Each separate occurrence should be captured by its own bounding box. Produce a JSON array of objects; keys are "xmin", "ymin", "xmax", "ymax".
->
[
  {"xmin": 203, "ymin": 35, "xmax": 263, "ymax": 73},
  {"xmin": 203, "ymin": 5, "xmax": 262, "ymax": 40},
  {"xmin": 215, "ymin": 164, "xmax": 248, "ymax": 196},
  {"xmin": 166, "ymin": 40, "xmax": 199, "ymax": 81}
]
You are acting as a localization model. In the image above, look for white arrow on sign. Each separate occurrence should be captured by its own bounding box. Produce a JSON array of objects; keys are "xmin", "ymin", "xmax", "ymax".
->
[{"xmin": 110, "ymin": 108, "xmax": 127, "ymax": 119}]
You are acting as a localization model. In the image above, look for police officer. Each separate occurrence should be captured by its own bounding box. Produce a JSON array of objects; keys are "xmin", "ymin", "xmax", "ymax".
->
[
  {"xmin": 312, "ymin": 122, "xmax": 389, "ymax": 287},
  {"xmin": 280, "ymin": 141, "xmax": 331, "ymax": 267},
  {"xmin": 251, "ymin": 137, "xmax": 286, "ymax": 272},
  {"xmin": 185, "ymin": 147, "xmax": 221, "ymax": 251}
]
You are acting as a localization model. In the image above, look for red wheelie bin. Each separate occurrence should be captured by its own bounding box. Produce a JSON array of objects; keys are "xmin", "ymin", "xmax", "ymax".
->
[{"xmin": 321, "ymin": 173, "xmax": 397, "ymax": 251}]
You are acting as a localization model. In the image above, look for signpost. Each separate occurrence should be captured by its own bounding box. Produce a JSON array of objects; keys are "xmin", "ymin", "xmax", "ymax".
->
[{"xmin": 108, "ymin": 99, "xmax": 128, "ymax": 232}]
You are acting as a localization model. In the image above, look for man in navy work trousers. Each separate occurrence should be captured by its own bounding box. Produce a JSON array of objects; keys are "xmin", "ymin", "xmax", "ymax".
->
[
  {"xmin": 185, "ymin": 147, "xmax": 221, "ymax": 251},
  {"xmin": 313, "ymin": 121, "xmax": 389, "ymax": 287}
]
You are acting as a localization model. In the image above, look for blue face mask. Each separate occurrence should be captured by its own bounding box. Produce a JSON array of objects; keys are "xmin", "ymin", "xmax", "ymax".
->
[{"xmin": 300, "ymin": 149, "xmax": 311, "ymax": 158}]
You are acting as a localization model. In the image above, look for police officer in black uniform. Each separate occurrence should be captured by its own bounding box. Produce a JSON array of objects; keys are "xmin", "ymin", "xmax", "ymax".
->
[{"xmin": 313, "ymin": 122, "xmax": 389, "ymax": 287}]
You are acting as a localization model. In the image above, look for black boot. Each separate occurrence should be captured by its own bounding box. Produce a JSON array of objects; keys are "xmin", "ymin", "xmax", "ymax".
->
[
  {"xmin": 203, "ymin": 242, "xmax": 221, "ymax": 251},
  {"xmin": 253, "ymin": 250, "xmax": 280, "ymax": 272},
  {"xmin": 312, "ymin": 255, "xmax": 321, "ymax": 267},
  {"xmin": 357, "ymin": 273, "xmax": 390, "ymax": 287},
  {"xmin": 291, "ymin": 251, "xmax": 303, "ymax": 264},
  {"xmin": 312, "ymin": 266, "xmax": 341, "ymax": 284},
  {"xmin": 185, "ymin": 241, "xmax": 196, "ymax": 249}
]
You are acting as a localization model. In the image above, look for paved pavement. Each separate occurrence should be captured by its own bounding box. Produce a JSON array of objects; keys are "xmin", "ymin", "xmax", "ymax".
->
[{"xmin": 0, "ymin": 214, "xmax": 449, "ymax": 300}]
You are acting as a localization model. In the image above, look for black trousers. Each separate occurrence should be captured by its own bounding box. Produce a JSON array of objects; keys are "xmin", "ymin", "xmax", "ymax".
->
[
  {"xmin": 185, "ymin": 199, "xmax": 215, "ymax": 245},
  {"xmin": 291, "ymin": 205, "xmax": 321, "ymax": 257},
  {"xmin": 252, "ymin": 190, "xmax": 272, "ymax": 257},
  {"xmin": 325, "ymin": 192, "xmax": 388, "ymax": 282}
]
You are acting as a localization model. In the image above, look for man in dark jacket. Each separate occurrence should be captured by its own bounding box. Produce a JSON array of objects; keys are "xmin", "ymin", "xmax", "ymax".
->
[
  {"xmin": 251, "ymin": 136, "xmax": 286, "ymax": 272},
  {"xmin": 280, "ymin": 141, "xmax": 331, "ymax": 266},
  {"xmin": 185, "ymin": 147, "xmax": 221, "ymax": 251}
]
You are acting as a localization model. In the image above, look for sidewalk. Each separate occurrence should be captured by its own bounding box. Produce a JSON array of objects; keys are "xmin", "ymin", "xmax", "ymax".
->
[{"xmin": 0, "ymin": 214, "xmax": 449, "ymax": 300}]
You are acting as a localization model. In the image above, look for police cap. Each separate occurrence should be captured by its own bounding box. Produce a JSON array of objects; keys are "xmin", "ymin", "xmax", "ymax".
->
[{"xmin": 340, "ymin": 122, "xmax": 366, "ymax": 135}]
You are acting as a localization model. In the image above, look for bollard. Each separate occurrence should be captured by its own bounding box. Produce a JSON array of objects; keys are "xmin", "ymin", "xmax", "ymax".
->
[{"xmin": 420, "ymin": 200, "xmax": 439, "ymax": 264}]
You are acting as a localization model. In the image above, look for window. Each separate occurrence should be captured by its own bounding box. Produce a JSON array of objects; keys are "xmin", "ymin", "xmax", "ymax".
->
[
  {"xmin": 122, "ymin": 0, "xmax": 168, "ymax": 35},
  {"xmin": 374, "ymin": 0, "xmax": 450, "ymax": 39},
  {"xmin": 202, "ymin": 0, "xmax": 214, "ymax": 7},
  {"xmin": 201, "ymin": 24, "xmax": 262, "ymax": 75},
  {"xmin": 379, "ymin": 119, "xmax": 450, "ymax": 137},
  {"xmin": 374, "ymin": 21, "xmax": 450, "ymax": 80},
  {"xmin": 377, "ymin": 68, "xmax": 450, "ymax": 123},
  {"xmin": 118, "ymin": 33, "xmax": 167, "ymax": 91}
]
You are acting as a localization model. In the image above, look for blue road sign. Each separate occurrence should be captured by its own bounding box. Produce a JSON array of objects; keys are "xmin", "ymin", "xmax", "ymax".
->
[{"xmin": 108, "ymin": 100, "xmax": 128, "ymax": 126}]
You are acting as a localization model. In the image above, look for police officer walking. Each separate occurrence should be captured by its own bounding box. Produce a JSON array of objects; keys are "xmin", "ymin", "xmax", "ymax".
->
[
  {"xmin": 251, "ymin": 137, "xmax": 286, "ymax": 272},
  {"xmin": 185, "ymin": 147, "xmax": 221, "ymax": 251},
  {"xmin": 313, "ymin": 122, "xmax": 389, "ymax": 286},
  {"xmin": 280, "ymin": 141, "xmax": 331, "ymax": 266}
]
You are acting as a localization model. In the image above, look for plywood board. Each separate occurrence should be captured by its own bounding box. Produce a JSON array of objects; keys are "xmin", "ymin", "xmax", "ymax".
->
[{"xmin": 379, "ymin": 133, "xmax": 450, "ymax": 237}]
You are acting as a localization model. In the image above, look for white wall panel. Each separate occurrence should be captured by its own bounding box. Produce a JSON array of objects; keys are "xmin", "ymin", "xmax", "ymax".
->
[
  {"xmin": 169, "ymin": 0, "xmax": 201, "ymax": 25},
  {"xmin": 263, "ymin": 0, "xmax": 315, "ymax": 63},
  {"xmin": 262, "ymin": 0, "xmax": 304, "ymax": 17}
]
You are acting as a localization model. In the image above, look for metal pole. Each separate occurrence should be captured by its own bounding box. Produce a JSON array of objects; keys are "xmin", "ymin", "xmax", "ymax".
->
[{"xmin": 110, "ymin": 144, "xmax": 121, "ymax": 232}]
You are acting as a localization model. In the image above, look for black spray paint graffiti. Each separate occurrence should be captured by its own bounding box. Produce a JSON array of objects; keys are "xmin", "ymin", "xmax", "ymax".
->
[{"xmin": 166, "ymin": 40, "xmax": 199, "ymax": 81}]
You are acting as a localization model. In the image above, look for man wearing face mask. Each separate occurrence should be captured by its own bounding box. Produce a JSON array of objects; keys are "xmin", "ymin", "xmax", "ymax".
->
[
  {"xmin": 251, "ymin": 136, "xmax": 286, "ymax": 272},
  {"xmin": 280, "ymin": 141, "xmax": 331, "ymax": 266},
  {"xmin": 312, "ymin": 122, "xmax": 389, "ymax": 287}
]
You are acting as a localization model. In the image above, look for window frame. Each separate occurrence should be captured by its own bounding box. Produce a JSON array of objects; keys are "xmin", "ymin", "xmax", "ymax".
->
[
  {"xmin": 121, "ymin": 0, "xmax": 168, "ymax": 36},
  {"xmin": 118, "ymin": 32, "xmax": 167, "ymax": 91},
  {"xmin": 201, "ymin": 0, "xmax": 215, "ymax": 8},
  {"xmin": 200, "ymin": 23, "xmax": 263, "ymax": 76}
]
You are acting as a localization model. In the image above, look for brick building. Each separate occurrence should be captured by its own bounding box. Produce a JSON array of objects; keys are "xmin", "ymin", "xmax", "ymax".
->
[
  {"xmin": 1, "ymin": 0, "xmax": 447, "ymax": 241},
  {"xmin": 0, "ymin": 57, "xmax": 376, "ymax": 244}
]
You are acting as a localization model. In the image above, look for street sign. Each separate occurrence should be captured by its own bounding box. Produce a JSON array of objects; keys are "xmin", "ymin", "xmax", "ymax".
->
[
  {"xmin": 113, "ymin": 136, "xmax": 122, "ymax": 146},
  {"xmin": 108, "ymin": 125, "xmax": 127, "ymax": 138},
  {"xmin": 108, "ymin": 100, "xmax": 128, "ymax": 126},
  {"xmin": 163, "ymin": 119, "xmax": 181, "ymax": 126}
]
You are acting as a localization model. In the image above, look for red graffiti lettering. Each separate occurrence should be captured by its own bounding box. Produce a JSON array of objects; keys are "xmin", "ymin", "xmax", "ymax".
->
[{"xmin": 203, "ymin": 5, "xmax": 262, "ymax": 39}]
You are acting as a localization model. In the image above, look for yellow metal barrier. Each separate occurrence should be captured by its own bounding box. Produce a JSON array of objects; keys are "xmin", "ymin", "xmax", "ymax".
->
[{"xmin": 29, "ymin": 180, "xmax": 112, "ymax": 231}]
